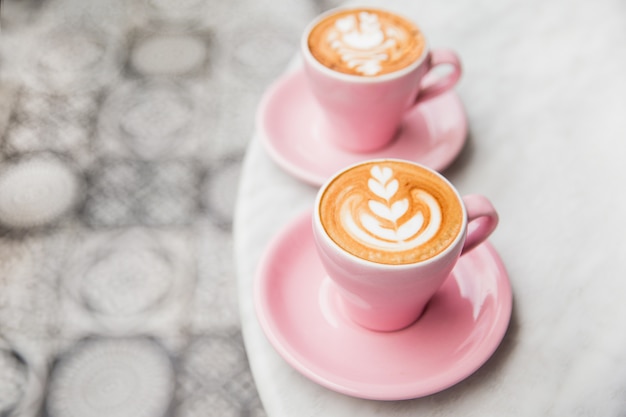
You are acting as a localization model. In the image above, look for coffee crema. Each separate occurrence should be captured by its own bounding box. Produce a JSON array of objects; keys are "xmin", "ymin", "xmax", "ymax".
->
[
  {"xmin": 319, "ymin": 161, "xmax": 463, "ymax": 265},
  {"xmin": 307, "ymin": 8, "xmax": 425, "ymax": 77}
]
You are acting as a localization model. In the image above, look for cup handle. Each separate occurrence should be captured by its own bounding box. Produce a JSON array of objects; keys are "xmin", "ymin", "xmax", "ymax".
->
[
  {"xmin": 461, "ymin": 194, "xmax": 499, "ymax": 255},
  {"xmin": 414, "ymin": 49, "xmax": 462, "ymax": 105}
]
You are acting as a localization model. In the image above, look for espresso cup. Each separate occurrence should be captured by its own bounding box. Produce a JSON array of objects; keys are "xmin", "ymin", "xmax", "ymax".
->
[
  {"xmin": 302, "ymin": 7, "xmax": 462, "ymax": 153},
  {"xmin": 312, "ymin": 159, "xmax": 498, "ymax": 331}
]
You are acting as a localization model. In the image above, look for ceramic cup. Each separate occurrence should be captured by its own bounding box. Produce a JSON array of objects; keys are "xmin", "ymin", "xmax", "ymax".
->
[
  {"xmin": 302, "ymin": 7, "xmax": 462, "ymax": 153},
  {"xmin": 313, "ymin": 159, "xmax": 498, "ymax": 331}
]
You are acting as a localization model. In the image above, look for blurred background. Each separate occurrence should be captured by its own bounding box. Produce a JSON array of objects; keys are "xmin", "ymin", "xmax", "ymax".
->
[{"xmin": 0, "ymin": 0, "xmax": 341, "ymax": 415}]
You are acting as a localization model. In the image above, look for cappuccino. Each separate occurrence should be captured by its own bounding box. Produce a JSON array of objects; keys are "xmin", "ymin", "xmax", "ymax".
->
[
  {"xmin": 318, "ymin": 160, "xmax": 463, "ymax": 265},
  {"xmin": 307, "ymin": 8, "xmax": 425, "ymax": 77}
]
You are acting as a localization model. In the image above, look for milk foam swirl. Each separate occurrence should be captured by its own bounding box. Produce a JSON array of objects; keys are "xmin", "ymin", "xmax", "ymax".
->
[
  {"xmin": 307, "ymin": 9, "xmax": 425, "ymax": 77},
  {"xmin": 328, "ymin": 12, "xmax": 397, "ymax": 76},
  {"xmin": 341, "ymin": 166, "xmax": 441, "ymax": 250},
  {"xmin": 319, "ymin": 161, "xmax": 463, "ymax": 264}
]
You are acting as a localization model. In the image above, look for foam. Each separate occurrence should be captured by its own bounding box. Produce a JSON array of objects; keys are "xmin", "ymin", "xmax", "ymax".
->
[
  {"xmin": 308, "ymin": 9, "xmax": 425, "ymax": 77},
  {"xmin": 319, "ymin": 161, "xmax": 463, "ymax": 264}
]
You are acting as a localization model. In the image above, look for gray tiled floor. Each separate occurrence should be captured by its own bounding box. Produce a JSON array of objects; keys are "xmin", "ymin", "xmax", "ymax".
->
[{"xmin": 0, "ymin": 0, "xmax": 340, "ymax": 415}]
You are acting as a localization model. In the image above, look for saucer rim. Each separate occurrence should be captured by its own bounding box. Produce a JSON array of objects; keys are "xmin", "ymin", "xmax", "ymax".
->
[
  {"xmin": 256, "ymin": 68, "xmax": 468, "ymax": 186},
  {"xmin": 254, "ymin": 210, "xmax": 513, "ymax": 401}
]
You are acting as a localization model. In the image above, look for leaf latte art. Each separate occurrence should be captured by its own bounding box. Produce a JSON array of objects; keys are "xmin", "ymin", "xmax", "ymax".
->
[
  {"xmin": 343, "ymin": 165, "xmax": 441, "ymax": 251},
  {"xmin": 319, "ymin": 161, "xmax": 463, "ymax": 264}
]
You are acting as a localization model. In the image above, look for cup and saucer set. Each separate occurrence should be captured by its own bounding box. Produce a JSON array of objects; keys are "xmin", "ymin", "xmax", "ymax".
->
[{"xmin": 253, "ymin": 7, "xmax": 512, "ymax": 401}]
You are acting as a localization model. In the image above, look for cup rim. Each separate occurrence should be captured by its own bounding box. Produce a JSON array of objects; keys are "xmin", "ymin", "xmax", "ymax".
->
[
  {"xmin": 301, "ymin": 6, "xmax": 431, "ymax": 84},
  {"xmin": 313, "ymin": 158, "xmax": 468, "ymax": 270}
]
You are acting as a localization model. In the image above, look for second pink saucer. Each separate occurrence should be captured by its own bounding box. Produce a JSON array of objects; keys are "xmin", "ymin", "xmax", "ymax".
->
[
  {"xmin": 257, "ymin": 69, "xmax": 468, "ymax": 186},
  {"xmin": 254, "ymin": 210, "xmax": 512, "ymax": 401}
]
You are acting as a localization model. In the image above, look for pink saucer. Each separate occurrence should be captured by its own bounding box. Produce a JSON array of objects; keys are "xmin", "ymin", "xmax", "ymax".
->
[
  {"xmin": 254, "ymin": 211, "xmax": 512, "ymax": 401},
  {"xmin": 257, "ymin": 69, "xmax": 468, "ymax": 186}
]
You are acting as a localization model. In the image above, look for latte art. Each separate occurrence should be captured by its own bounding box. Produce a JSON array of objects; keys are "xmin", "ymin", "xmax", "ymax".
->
[
  {"xmin": 307, "ymin": 8, "xmax": 425, "ymax": 76},
  {"xmin": 343, "ymin": 165, "xmax": 442, "ymax": 251},
  {"xmin": 319, "ymin": 161, "xmax": 463, "ymax": 264}
]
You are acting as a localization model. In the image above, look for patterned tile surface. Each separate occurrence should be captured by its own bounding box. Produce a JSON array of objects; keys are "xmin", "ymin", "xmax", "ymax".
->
[{"xmin": 0, "ymin": 0, "xmax": 338, "ymax": 415}]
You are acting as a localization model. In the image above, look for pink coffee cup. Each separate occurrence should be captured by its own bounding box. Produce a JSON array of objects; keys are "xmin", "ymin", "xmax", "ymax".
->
[
  {"xmin": 302, "ymin": 7, "xmax": 462, "ymax": 153},
  {"xmin": 312, "ymin": 159, "xmax": 498, "ymax": 332}
]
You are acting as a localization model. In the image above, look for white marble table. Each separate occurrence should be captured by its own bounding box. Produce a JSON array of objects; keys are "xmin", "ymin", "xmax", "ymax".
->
[{"xmin": 234, "ymin": 0, "xmax": 626, "ymax": 415}]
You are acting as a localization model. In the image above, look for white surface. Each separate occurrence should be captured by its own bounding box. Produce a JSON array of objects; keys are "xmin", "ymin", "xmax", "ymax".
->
[{"xmin": 234, "ymin": 0, "xmax": 626, "ymax": 415}]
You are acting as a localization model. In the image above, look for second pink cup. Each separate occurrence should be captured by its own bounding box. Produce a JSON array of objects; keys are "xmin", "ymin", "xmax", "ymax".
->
[{"xmin": 302, "ymin": 7, "xmax": 462, "ymax": 153}]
